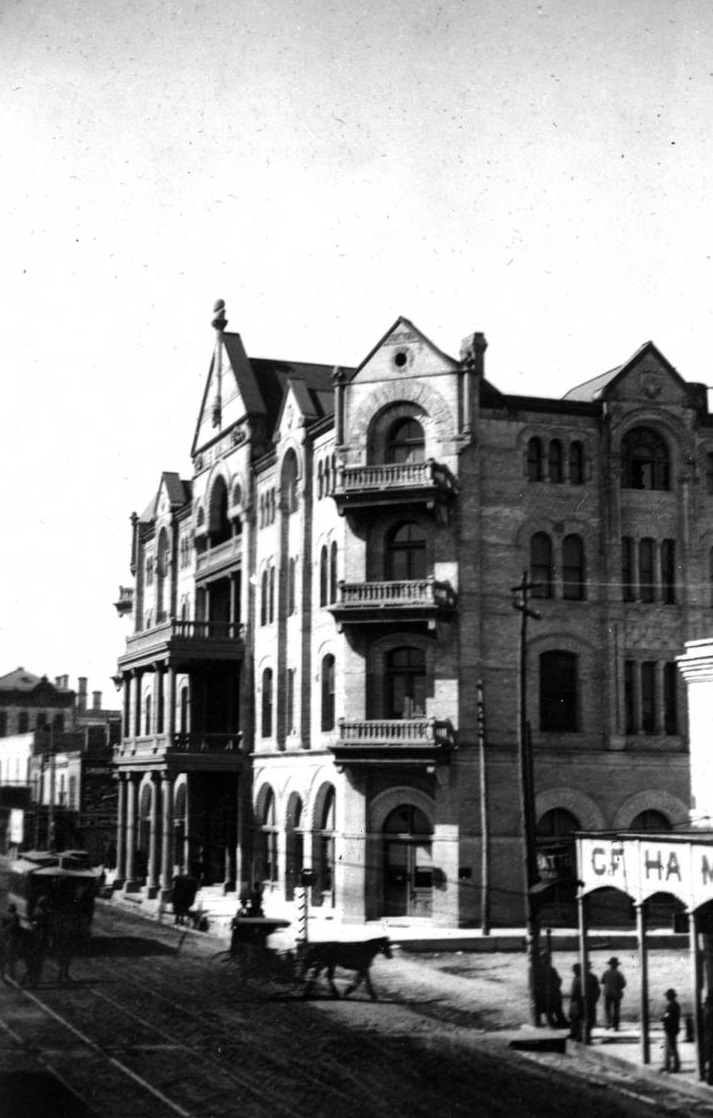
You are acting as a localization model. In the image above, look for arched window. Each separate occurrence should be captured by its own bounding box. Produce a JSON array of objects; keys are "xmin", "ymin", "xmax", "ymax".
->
[
  {"xmin": 622, "ymin": 536, "xmax": 635, "ymax": 601},
  {"xmin": 268, "ymin": 566, "xmax": 275, "ymax": 623},
  {"xmin": 387, "ymin": 647, "xmax": 426, "ymax": 718},
  {"xmin": 630, "ymin": 809, "xmax": 672, "ymax": 832},
  {"xmin": 569, "ymin": 441, "xmax": 584, "ymax": 485},
  {"xmin": 261, "ymin": 668, "xmax": 273, "ymax": 738},
  {"xmin": 36, "ymin": 712, "xmax": 48, "ymax": 731},
  {"xmin": 180, "ymin": 685, "xmax": 189, "ymax": 735},
  {"xmin": 621, "ymin": 427, "xmax": 670, "ymax": 490},
  {"xmin": 387, "ymin": 418, "xmax": 425, "ymax": 464},
  {"xmin": 317, "ymin": 461, "xmax": 324, "ymax": 499},
  {"xmin": 260, "ymin": 570, "xmax": 268, "ymax": 626},
  {"xmin": 548, "ymin": 439, "xmax": 563, "ymax": 483},
  {"xmin": 530, "ymin": 532, "xmax": 554, "ymax": 598},
  {"xmin": 52, "ymin": 713, "xmax": 64, "ymax": 732},
  {"xmin": 540, "ymin": 651, "xmax": 578, "ymax": 731},
  {"xmin": 209, "ymin": 476, "xmax": 231, "ymax": 545},
  {"xmin": 144, "ymin": 694, "xmax": 152, "ymax": 736},
  {"xmin": 258, "ymin": 788, "xmax": 278, "ymax": 884},
  {"xmin": 527, "ymin": 437, "xmax": 543, "ymax": 482},
  {"xmin": 319, "ymin": 546, "xmax": 328, "ymax": 607},
  {"xmin": 321, "ymin": 654, "xmax": 336, "ymax": 731},
  {"xmin": 562, "ymin": 534, "xmax": 585, "ymax": 601},
  {"xmin": 156, "ymin": 528, "xmax": 169, "ymax": 622},
  {"xmin": 315, "ymin": 787, "xmax": 336, "ymax": 905},
  {"xmin": 386, "ymin": 522, "xmax": 427, "ymax": 581},
  {"xmin": 282, "ymin": 451, "xmax": 299, "ymax": 514},
  {"xmin": 18, "ymin": 711, "xmax": 29, "ymax": 733},
  {"xmin": 329, "ymin": 541, "xmax": 338, "ymax": 604}
]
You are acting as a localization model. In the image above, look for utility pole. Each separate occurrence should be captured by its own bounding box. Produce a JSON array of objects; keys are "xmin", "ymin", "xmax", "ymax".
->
[
  {"xmin": 47, "ymin": 724, "xmax": 56, "ymax": 851},
  {"xmin": 512, "ymin": 571, "xmax": 541, "ymax": 1025},
  {"xmin": 477, "ymin": 680, "xmax": 490, "ymax": 935}
]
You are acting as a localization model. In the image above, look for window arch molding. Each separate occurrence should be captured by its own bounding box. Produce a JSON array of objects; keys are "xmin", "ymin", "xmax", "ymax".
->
[
  {"xmin": 535, "ymin": 788, "xmax": 605, "ymax": 831},
  {"xmin": 611, "ymin": 790, "xmax": 689, "ymax": 830}
]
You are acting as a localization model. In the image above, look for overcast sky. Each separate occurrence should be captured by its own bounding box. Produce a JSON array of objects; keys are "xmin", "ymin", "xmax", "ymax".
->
[{"xmin": 2, "ymin": 0, "xmax": 713, "ymax": 695}]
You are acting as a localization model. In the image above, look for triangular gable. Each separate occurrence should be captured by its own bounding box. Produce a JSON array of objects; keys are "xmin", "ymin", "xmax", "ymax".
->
[
  {"xmin": 154, "ymin": 473, "xmax": 191, "ymax": 520},
  {"xmin": 0, "ymin": 668, "xmax": 43, "ymax": 691},
  {"xmin": 348, "ymin": 316, "xmax": 461, "ymax": 385},
  {"xmin": 191, "ymin": 332, "xmax": 266, "ymax": 457},
  {"xmin": 274, "ymin": 376, "xmax": 321, "ymax": 439},
  {"xmin": 564, "ymin": 342, "xmax": 686, "ymax": 404}
]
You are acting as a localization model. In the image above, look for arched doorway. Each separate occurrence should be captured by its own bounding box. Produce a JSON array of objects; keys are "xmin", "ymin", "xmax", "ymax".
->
[
  {"xmin": 285, "ymin": 793, "xmax": 304, "ymax": 902},
  {"xmin": 535, "ymin": 807, "xmax": 580, "ymax": 926},
  {"xmin": 383, "ymin": 804, "xmax": 433, "ymax": 918},
  {"xmin": 137, "ymin": 783, "xmax": 151, "ymax": 883}
]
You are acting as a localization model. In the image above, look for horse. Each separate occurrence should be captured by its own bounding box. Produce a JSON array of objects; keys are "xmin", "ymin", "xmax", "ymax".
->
[{"xmin": 301, "ymin": 936, "xmax": 392, "ymax": 1000}]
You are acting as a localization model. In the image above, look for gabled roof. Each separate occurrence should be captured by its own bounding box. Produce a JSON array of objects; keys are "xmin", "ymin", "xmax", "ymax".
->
[
  {"xmin": 0, "ymin": 668, "xmax": 43, "ymax": 691},
  {"xmin": 139, "ymin": 472, "xmax": 192, "ymax": 524},
  {"xmin": 251, "ymin": 358, "xmax": 338, "ymax": 434},
  {"xmin": 349, "ymin": 316, "xmax": 460, "ymax": 379},
  {"xmin": 563, "ymin": 341, "xmax": 682, "ymax": 402}
]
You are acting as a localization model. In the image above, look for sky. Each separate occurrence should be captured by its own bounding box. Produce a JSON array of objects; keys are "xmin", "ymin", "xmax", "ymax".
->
[{"xmin": 2, "ymin": 0, "xmax": 713, "ymax": 695}]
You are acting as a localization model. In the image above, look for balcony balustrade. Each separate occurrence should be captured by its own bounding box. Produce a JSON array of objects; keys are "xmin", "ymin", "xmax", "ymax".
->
[
  {"xmin": 118, "ymin": 618, "xmax": 245, "ymax": 672},
  {"xmin": 334, "ymin": 459, "xmax": 456, "ymax": 515},
  {"xmin": 331, "ymin": 717, "xmax": 455, "ymax": 768},
  {"xmin": 195, "ymin": 535, "xmax": 242, "ymax": 578},
  {"xmin": 114, "ymin": 732, "xmax": 245, "ymax": 765},
  {"xmin": 330, "ymin": 577, "xmax": 456, "ymax": 629}
]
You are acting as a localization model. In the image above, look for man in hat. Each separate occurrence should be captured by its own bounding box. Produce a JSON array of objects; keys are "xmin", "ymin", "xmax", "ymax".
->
[
  {"xmin": 600, "ymin": 956, "xmax": 627, "ymax": 1031},
  {"xmin": 661, "ymin": 988, "xmax": 681, "ymax": 1073}
]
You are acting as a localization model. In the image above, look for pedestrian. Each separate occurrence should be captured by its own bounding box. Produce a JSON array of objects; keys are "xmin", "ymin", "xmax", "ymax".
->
[
  {"xmin": 0, "ymin": 903, "xmax": 21, "ymax": 981},
  {"xmin": 584, "ymin": 963, "xmax": 600, "ymax": 1042},
  {"xmin": 535, "ymin": 951, "xmax": 568, "ymax": 1028},
  {"xmin": 26, "ymin": 896, "xmax": 50, "ymax": 988},
  {"xmin": 661, "ymin": 988, "xmax": 681, "ymax": 1073},
  {"xmin": 248, "ymin": 882, "xmax": 264, "ymax": 918},
  {"xmin": 703, "ymin": 994, "xmax": 713, "ymax": 1085},
  {"xmin": 600, "ymin": 957, "xmax": 627, "ymax": 1030},
  {"xmin": 568, "ymin": 964, "xmax": 584, "ymax": 1041}
]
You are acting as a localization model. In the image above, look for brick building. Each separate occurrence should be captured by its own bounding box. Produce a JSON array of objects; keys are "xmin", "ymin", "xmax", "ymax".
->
[{"xmin": 113, "ymin": 304, "xmax": 703, "ymax": 925}]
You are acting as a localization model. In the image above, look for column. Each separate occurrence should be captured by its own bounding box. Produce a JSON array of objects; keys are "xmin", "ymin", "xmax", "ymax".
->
[
  {"xmin": 115, "ymin": 774, "xmax": 127, "ymax": 885},
  {"xmin": 160, "ymin": 772, "xmax": 174, "ymax": 897},
  {"xmin": 167, "ymin": 667, "xmax": 177, "ymax": 741},
  {"xmin": 147, "ymin": 773, "xmax": 161, "ymax": 896},
  {"xmin": 125, "ymin": 774, "xmax": 138, "ymax": 889},
  {"xmin": 133, "ymin": 671, "xmax": 142, "ymax": 738},
  {"xmin": 636, "ymin": 902, "xmax": 650, "ymax": 1065}
]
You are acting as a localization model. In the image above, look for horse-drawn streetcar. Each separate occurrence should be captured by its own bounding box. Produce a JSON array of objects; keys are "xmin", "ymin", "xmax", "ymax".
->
[{"xmin": 7, "ymin": 850, "xmax": 99, "ymax": 939}]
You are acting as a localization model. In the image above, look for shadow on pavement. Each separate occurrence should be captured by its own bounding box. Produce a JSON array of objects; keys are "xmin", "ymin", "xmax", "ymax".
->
[{"xmin": 85, "ymin": 935, "xmax": 176, "ymax": 958}]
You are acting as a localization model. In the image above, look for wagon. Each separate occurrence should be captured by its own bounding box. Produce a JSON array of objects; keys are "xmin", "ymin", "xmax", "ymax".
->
[{"xmin": 218, "ymin": 916, "xmax": 294, "ymax": 981}]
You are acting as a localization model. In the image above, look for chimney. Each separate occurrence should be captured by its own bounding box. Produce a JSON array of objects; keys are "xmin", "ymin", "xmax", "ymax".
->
[
  {"xmin": 92, "ymin": 691, "xmax": 102, "ymax": 711},
  {"xmin": 55, "ymin": 675, "xmax": 69, "ymax": 691},
  {"xmin": 78, "ymin": 677, "xmax": 88, "ymax": 711}
]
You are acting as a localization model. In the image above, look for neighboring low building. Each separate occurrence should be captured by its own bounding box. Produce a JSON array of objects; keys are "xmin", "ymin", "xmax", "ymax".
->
[{"xmin": 0, "ymin": 672, "xmax": 120, "ymax": 862}]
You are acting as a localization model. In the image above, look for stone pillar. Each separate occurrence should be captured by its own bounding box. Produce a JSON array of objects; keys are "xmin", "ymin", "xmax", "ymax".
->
[
  {"xmin": 160, "ymin": 772, "xmax": 174, "ymax": 898},
  {"xmin": 133, "ymin": 671, "xmax": 142, "ymax": 737},
  {"xmin": 676, "ymin": 639, "xmax": 713, "ymax": 825},
  {"xmin": 115, "ymin": 774, "xmax": 127, "ymax": 886},
  {"xmin": 167, "ymin": 668, "xmax": 177, "ymax": 741},
  {"xmin": 147, "ymin": 773, "xmax": 161, "ymax": 897},
  {"xmin": 125, "ymin": 774, "xmax": 138, "ymax": 890}
]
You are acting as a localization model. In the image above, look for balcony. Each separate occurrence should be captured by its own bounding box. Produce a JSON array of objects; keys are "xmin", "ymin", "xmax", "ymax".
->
[
  {"xmin": 330, "ymin": 718, "xmax": 455, "ymax": 769},
  {"xmin": 329, "ymin": 578, "xmax": 456, "ymax": 630},
  {"xmin": 118, "ymin": 619, "xmax": 245, "ymax": 672},
  {"xmin": 114, "ymin": 732, "xmax": 245, "ymax": 771},
  {"xmin": 334, "ymin": 459, "xmax": 457, "ymax": 516},
  {"xmin": 195, "ymin": 536, "xmax": 242, "ymax": 580}
]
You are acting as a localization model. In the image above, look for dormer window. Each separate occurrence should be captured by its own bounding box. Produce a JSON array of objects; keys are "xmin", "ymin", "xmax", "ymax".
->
[{"xmin": 621, "ymin": 427, "xmax": 670, "ymax": 491}]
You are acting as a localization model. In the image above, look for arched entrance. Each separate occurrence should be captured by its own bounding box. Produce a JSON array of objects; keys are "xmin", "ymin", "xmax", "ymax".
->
[
  {"xmin": 285, "ymin": 793, "xmax": 304, "ymax": 902},
  {"xmin": 383, "ymin": 804, "xmax": 433, "ymax": 918}
]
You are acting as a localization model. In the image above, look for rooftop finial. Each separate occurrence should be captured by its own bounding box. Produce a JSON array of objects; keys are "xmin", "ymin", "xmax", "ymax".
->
[{"xmin": 212, "ymin": 299, "xmax": 227, "ymax": 332}]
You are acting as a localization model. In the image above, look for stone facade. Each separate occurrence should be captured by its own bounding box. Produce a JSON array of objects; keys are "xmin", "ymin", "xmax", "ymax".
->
[{"xmin": 113, "ymin": 307, "xmax": 705, "ymax": 925}]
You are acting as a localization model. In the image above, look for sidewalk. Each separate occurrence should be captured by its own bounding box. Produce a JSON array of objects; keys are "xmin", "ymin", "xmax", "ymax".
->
[{"xmin": 98, "ymin": 888, "xmax": 713, "ymax": 1109}]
